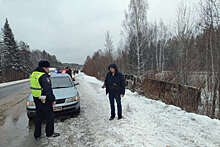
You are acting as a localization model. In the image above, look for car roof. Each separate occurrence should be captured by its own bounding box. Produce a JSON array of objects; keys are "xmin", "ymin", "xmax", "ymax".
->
[{"xmin": 50, "ymin": 73, "xmax": 70, "ymax": 78}]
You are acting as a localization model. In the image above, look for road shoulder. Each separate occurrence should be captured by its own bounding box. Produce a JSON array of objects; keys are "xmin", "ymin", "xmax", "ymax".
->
[{"xmin": 0, "ymin": 79, "xmax": 30, "ymax": 88}]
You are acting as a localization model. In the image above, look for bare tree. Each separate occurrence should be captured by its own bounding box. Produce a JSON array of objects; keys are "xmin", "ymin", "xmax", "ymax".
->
[
  {"xmin": 175, "ymin": 0, "xmax": 196, "ymax": 85},
  {"xmin": 123, "ymin": 0, "xmax": 148, "ymax": 78},
  {"xmin": 104, "ymin": 31, "xmax": 114, "ymax": 63},
  {"xmin": 199, "ymin": 0, "xmax": 220, "ymax": 118},
  {"xmin": 158, "ymin": 21, "xmax": 170, "ymax": 73},
  {"xmin": 152, "ymin": 22, "xmax": 159, "ymax": 72}
]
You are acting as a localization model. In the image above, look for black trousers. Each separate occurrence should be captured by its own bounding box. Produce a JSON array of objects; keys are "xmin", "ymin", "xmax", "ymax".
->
[
  {"xmin": 33, "ymin": 98, "xmax": 54, "ymax": 138},
  {"xmin": 109, "ymin": 92, "xmax": 122, "ymax": 117}
]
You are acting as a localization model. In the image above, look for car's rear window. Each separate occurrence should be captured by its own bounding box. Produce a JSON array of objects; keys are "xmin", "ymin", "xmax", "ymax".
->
[{"xmin": 51, "ymin": 77, "xmax": 73, "ymax": 89}]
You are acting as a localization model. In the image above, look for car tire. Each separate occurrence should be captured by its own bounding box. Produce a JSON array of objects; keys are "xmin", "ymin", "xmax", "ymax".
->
[{"xmin": 75, "ymin": 107, "xmax": 80, "ymax": 115}]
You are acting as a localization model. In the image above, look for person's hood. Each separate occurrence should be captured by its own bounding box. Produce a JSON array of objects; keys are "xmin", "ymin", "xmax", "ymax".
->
[
  {"xmin": 108, "ymin": 64, "xmax": 118, "ymax": 72},
  {"xmin": 33, "ymin": 67, "xmax": 48, "ymax": 75}
]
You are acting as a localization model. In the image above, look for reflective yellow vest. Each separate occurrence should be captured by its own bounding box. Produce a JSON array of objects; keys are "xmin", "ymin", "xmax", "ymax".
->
[{"xmin": 30, "ymin": 71, "xmax": 45, "ymax": 97}]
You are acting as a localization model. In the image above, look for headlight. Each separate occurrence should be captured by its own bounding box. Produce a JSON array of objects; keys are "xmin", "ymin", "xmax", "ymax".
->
[
  {"xmin": 26, "ymin": 101, "xmax": 35, "ymax": 106},
  {"xmin": 66, "ymin": 96, "xmax": 79, "ymax": 103},
  {"xmin": 73, "ymin": 96, "xmax": 79, "ymax": 101}
]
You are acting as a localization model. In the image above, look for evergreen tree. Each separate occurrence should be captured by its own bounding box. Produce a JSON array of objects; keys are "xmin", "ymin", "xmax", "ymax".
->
[
  {"xmin": 17, "ymin": 41, "xmax": 32, "ymax": 73},
  {"xmin": 0, "ymin": 41, "xmax": 6, "ymax": 72},
  {"xmin": 2, "ymin": 18, "xmax": 20, "ymax": 72}
]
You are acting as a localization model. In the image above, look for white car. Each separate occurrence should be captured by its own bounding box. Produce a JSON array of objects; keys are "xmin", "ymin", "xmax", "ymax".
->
[{"xmin": 26, "ymin": 73, "xmax": 80, "ymax": 119}]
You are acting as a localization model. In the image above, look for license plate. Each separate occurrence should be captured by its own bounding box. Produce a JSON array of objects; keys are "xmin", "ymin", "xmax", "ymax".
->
[{"xmin": 53, "ymin": 106, "xmax": 62, "ymax": 112}]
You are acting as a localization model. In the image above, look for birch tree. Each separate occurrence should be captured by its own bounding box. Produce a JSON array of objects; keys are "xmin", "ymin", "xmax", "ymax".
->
[
  {"xmin": 153, "ymin": 21, "xmax": 170, "ymax": 73},
  {"xmin": 123, "ymin": 0, "xmax": 148, "ymax": 78},
  {"xmin": 199, "ymin": 0, "xmax": 220, "ymax": 118},
  {"xmin": 104, "ymin": 31, "xmax": 114, "ymax": 64}
]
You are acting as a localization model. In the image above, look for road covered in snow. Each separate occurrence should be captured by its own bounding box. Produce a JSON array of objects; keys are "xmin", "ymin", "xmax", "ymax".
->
[
  {"xmin": 48, "ymin": 73, "xmax": 220, "ymax": 147},
  {"xmin": 0, "ymin": 73, "xmax": 219, "ymax": 147}
]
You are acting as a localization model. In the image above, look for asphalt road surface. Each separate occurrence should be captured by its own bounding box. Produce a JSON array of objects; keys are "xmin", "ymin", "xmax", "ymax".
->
[
  {"xmin": 0, "ymin": 82, "xmax": 30, "ymax": 100},
  {"xmin": 0, "ymin": 76, "xmax": 90, "ymax": 147}
]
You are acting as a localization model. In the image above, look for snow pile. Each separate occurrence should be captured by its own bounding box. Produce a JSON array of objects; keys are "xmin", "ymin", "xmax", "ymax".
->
[
  {"xmin": 79, "ymin": 73, "xmax": 103, "ymax": 85},
  {"xmin": 50, "ymin": 73, "xmax": 220, "ymax": 147},
  {"xmin": 0, "ymin": 79, "xmax": 29, "ymax": 88}
]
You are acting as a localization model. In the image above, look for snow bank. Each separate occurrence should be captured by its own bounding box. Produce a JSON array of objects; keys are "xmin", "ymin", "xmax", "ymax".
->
[
  {"xmin": 80, "ymin": 73, "xmax": 220, "ymax": 147},
  {"xmin": 49, "ymin": 73, "xmax": 220, "ymax": 147},
  {"xmin": 0, "ymin": 79, "xmax": 29, "ymax": 88},
  {"xmin": 79, "ymin": 73, "xmax": 103, "ymax": 85}
]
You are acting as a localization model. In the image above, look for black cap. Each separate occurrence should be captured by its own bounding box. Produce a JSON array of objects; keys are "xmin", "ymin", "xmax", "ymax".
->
[
  {"xmin": 108, "ymin": 64, "xmax": 118, "ymax": 72},
  {"xmin": 39, "ymin": 60, "xmax": 50, "ymax": 68}
]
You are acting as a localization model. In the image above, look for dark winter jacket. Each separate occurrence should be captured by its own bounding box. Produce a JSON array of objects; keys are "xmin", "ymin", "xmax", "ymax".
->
[
  {"xmin": 67, "ymin": 69, "xmax": 72, "ymax": 78},
  {"xmin": 104, "ymin": 64, "xmax": 125, "ymax": 95},
  {"xmin": 33, "ymin": 67, "xmax": 55, "ymax": 104}
]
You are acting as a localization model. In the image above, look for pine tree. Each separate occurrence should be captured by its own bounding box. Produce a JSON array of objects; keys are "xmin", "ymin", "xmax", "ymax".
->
[
  {"xmin": 0, "ymin": 41, "xmax": 6, "ymax": 72},
  {"xmin": 2, "ymin": 18, "xmax": 20, "ymax": 72},
  {"xmin": 17, "ymin": 41, "xmax": 32, "ymax": 73}
]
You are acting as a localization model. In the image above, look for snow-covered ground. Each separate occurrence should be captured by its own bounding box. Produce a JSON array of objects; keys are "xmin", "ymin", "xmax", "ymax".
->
[
  {"xmin": 48, "ymin": 73, "xmax": 220, "ymax": 147},
  {"xmin": 0, "ymin": 79, "xmax": 29, "ymax": 88}
]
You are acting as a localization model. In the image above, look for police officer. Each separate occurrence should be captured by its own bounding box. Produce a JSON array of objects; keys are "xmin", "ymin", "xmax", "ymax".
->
[
  {"xmin": 102, "ymin": 64, "xmax": 126, "ymax": 120},
  {"xmin": 30, "ymin": 60, "xmax": 60, "ymax": 139}
]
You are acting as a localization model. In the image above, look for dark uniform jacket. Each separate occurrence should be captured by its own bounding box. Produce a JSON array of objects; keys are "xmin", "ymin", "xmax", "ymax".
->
[
  {"xmin": 104, "ymin": 64, "xmax": 125, "ymax": 95},
  {"xmin": 33, "ymin": 67, "xmax": 55, "ymax": 104}
]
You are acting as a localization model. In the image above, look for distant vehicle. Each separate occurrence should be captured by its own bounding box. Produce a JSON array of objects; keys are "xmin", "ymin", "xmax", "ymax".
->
[
  {"xmin": 26, "ymin": 73, "xmax": 80, "ymax": 120},
  {"xmin": 60, "ymin": 69, "xmax": 68, "ymax": 73},
  {"xmin": 59, "ymin": 69, "xmax": 75, "ymax": 81},
  {"xmin": 48, "ymin": 68, "xmax": 57, "ymax": 75}
]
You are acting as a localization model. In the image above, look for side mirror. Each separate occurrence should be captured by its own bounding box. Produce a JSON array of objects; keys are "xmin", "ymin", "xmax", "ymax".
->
[{"xmin": 74, "ymin": 83, "xmax": 79, "ymax": 86}]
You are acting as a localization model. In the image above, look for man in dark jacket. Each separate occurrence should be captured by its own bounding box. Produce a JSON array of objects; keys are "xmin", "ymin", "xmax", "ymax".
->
[
  {"xmin": 65, "ymin": 66, "xmax": 72, "ymax": 78},
  {"xmin": 30, "ymin": 61, "xmax": 60, "ymax": 139},
  {"xmin": 102, "ymin": 64, "xmax": 125, "ymax": 120}
]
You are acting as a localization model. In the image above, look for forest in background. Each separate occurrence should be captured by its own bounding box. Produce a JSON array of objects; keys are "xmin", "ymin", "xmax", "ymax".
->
[
  {"xmin": 0, "ymin": 19, "xmax": 63, "ymax": 82},
  {"xmin": 83, "ymin": 0, "xmax": 220, "ymax": 119}
]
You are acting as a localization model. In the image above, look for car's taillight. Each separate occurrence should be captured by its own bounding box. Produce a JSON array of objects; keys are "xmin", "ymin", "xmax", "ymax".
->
[
  {"xmin": 26, "ymin": 101, "xmax": 30, "ymax": 106},
  {"xmin": 26, "ymin": 101, "xmax": 35, "ymax": 106}
]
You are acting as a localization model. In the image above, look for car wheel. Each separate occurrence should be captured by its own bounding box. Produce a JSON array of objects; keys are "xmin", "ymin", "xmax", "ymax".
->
[{"xmin": 75, "ymin": 107, "xmax": 80, "ymax": 115}]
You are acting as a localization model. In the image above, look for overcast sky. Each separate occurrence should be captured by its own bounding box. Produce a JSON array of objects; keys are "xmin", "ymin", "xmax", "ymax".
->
[{"xmin": 0, "ymin": 0, "xmax": 197, "ymax": 64}]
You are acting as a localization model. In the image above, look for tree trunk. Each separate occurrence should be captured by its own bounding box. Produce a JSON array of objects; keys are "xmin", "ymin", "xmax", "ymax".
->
[
  {"xmin": 218, "ymin": 85, "xmax": 220, "ymax": 118},
  {"xmin": 135, "ymin": 6, "xmax": 141, "ymax": 78},
  {"xmin": 156, "ymin": 42, "xmax": 158, "ymax": 72},
  {"xmin": 211, "ymin": 82, "xmax": 217, "ymax": 118}
]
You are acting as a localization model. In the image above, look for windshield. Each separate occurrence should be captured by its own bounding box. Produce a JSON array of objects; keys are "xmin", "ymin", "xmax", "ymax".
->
[{"xmin": 51, "ymin": 77, "xmax": 73, "ymax": 89}]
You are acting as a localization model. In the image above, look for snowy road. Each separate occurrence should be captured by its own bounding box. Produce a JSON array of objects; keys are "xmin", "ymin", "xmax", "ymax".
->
[
  {"xmin": 0, "ymin": 73, "xmax": 220, "ymax": 147},
  {"xmin": 49, "ymin": 73, "xmax": 220, "ymax": 147},
  {"xmin": 0, "ymin": 81, "xmax": 33, "ymax": 147}
]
